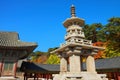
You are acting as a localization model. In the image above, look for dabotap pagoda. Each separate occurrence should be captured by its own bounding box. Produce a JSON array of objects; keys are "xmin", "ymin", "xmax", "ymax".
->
[
  {"xmin": 52, "ymin": 5, "xmax": 108, "ymax": 80},
  {"xmin": 0, "ymin": 31, "xmax": 37, "ymax": 79}
]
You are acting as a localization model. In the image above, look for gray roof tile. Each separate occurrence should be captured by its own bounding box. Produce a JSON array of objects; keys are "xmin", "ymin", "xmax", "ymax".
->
[
  {"xmin": 95, "ymin": 57, "xmax": 120, "ymax": 69},
  {"xmin": 0, "ymin": 31, "xmax": 37, "ymax": 48},
  {"xmin": 20, "ymin": 57, "xmax": 120, "ymax": 73}
]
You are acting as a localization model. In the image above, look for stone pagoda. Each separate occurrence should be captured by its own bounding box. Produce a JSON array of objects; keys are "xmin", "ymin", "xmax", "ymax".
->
[{"xmin": 52, "ymin": 5, "xmax": 108, "ymax": 80}]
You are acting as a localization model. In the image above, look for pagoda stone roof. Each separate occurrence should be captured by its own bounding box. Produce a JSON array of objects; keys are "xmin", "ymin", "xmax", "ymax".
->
[
  {"xmin": 63, "ymin": 17, "xmax": 85, "ymax": 28},
  {"xmin": 0, "ymin": 31, "xmax": 37, "ymax": 48}
]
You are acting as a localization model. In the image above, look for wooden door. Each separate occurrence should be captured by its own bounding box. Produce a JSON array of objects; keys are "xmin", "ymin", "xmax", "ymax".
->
[{"xmin": 2, "ymin": 62, "xmax": 14, "ymax": 76}]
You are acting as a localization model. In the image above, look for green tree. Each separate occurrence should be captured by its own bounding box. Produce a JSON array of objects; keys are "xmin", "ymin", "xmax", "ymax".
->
[
  {"xmin": 47, "ymin": 47, "xmax": 58, "ymax": 56},
  {"xmin": 46, "ymin": 54, "xmax": 60, "ymax": 64},
  {"xmin": 83, "ymin": 17, "xmax": 120, "ymax": 58},
  {"xmin": 105, "ymin": 17, "xmax": 120, "ymax": 41},
  {"xmin": 83, "ymin": 23, "xmax": 103, "ymax": 42},
  {"xmin": 104, "ymin": 17, "xmax": 120, "ymax": 58}
]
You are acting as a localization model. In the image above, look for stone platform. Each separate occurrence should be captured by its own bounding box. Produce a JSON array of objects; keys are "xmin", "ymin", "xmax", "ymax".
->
[
  {"xmin": 0, "ymin": 77, "xmax": 20, "ymax": 80},
  {"xmin": 53, "ymin": 72, "xmax": 108, "ymax": 80}
]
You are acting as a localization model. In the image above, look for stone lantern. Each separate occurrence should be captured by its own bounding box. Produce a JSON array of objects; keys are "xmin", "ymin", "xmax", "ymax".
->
[{"xmin": 52, "ymin": 5, "xmax": 108, "ymax": 80}]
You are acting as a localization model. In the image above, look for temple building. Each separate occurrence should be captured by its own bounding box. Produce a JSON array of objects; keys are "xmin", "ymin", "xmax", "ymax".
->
[{"xmin": 0, "ymin": 31, "xmax": 37, "ymax": 79}]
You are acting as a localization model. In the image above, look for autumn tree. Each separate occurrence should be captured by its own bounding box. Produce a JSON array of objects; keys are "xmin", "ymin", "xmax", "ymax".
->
[
  {"xmin": 93, "ymin": 42, "xmax": 106, "ymax": 59},
  {"xmin": 46, "ymin": 47, "xmax": 60, "ymax": 64},
  {"xmin": 92, "ymin": 17, "xmax": 120, "ymax": 58},
  {"xmin": 46, "ymin": 54, "xmax": 60, "ymax": 64},
  {"xmin": 84, "ymin": 17, "xmax": 120, "ymax": 58},
  {"xmin": 30, "ymin": 51, "xmax": 48, "ymax": 63},
  {"xmin": 104, "ymin": 17, "xmax": 120, "ymax": 58}
]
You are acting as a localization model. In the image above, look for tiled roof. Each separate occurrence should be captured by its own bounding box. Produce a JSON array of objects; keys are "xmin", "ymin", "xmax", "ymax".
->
[
  {"xmin": 20, "ymin": 61, "xmax": 59, "ymax": 73},
  {"xmin": 0, "ymin": 31, "xmax": 37, "ymax": 48},
  {"xmin": 20, "ymin": 57, "xmax": 120, "ymax": 73},
  {"xmin": 95, "ymin": 57, "xmax": 120, "ymax": 70}
]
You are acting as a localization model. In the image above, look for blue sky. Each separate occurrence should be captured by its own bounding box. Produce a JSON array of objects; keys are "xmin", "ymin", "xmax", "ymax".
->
[{"xmin": 0, "ymin": 0, "xmax": 120, "ymax": 52}]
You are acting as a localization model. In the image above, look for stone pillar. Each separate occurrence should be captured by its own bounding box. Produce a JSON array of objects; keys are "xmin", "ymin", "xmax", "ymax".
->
[
  {"xmin": 60, "ymin": 57, "xmax": 67, "ymax": 73},
  {"xmin": 86, "ymin": 55, "xmax": 96, "ymax": 73},
  {"xmin": 69, "ymin": 54, "xmax": 81, "ymax": 73},
  {"xmin": 13, "ymin": 61, "xmax": 17, "ymax": 77}
]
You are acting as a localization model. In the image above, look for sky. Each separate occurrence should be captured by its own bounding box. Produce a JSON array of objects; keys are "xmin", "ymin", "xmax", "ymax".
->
[{"xmin": 0, "ymin": 0, "xmax": 120, "ymax": 52}]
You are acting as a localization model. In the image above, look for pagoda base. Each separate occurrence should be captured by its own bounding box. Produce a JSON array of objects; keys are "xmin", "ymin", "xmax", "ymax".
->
[{"xmin": 53, "ymin": 72, "xmax": 108, "ymax": 80}]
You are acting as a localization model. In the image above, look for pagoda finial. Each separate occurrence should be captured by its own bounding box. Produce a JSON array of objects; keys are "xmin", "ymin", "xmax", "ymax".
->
[{"xmin": 71, "ymin": 5, "xmax": 76, "ymax": 17}]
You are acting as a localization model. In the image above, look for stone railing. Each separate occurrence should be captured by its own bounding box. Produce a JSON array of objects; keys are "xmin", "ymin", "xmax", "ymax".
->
[
  {"xmin": 60, "ymin": 38, "xmax": 92, "ymax": 47},
  {"xmin": 65, "ymin": 32, "xmax": 85, "ymax": 40}
]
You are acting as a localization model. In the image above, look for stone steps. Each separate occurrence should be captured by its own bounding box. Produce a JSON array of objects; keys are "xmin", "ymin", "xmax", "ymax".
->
[{"xmin": 0, "ymin": 77, "xmax": 20, "ymax": 80}]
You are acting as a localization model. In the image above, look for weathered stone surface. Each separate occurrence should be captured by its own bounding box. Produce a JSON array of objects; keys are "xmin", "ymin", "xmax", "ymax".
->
[
  {"xmin": 60, "ymin": 57, "xmax": 67, "ymax": 73},
  {"xmin": 86, "ymin": 55, "xmax": 96, "ymax": 73},
  {"xmin": 69, "ymin": 54, "xmax": 81, "ymax": 73}
]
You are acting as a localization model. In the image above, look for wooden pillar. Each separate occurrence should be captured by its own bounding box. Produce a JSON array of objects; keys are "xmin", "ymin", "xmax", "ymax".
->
[
  {"xmin": 45, "ymin": 74, "xmax": 47, "ymax": 80},
  {"xmin": 0, "ymin": 61, "xmax": 3, "ymax": 77},
  {"xmin": 46, "ymin": 74, "xmax": 49, "ymax": 80},
  {"xmin": 86, "ymin": 55, "xmax": 96, "ymax": 73},
  {"xmin": 24, "ymin": 73, "xmax": 27, "ymax": 80},
  {"xmin": 33, "ymin": 73, "xmax": 36, "ymax": 80},
  {"xmin": 48, "ymin": 74, "xmax": 51, "ymax": 79},
  {"xmin": 41, "ymin": 74, "xmax": 43, "ymax": 78},
  {"xmin": 117, "ymin": 72, "xmax": 120, "ymax": 80},
  {"xmin": 0, "ymin": 62, "xmax": 1, "ymax": 76},
  {"xmin": 49, "ymin": 74, "xmax": 52, "ymax": 79},
  {"xmin": 113, "ymin": 72, "xmax": 117, "ymax": 80},
  {"xmin": 13, "ymin": 61, "xmax": 17, "ymax": 78},
  {"xmin": 43, "ymin": 74, "xmax": 45, "ymax": 78},
  {"xmin": 40, "ymin": 74, "xmax": 42, "ymax": 78},
  {"xmin": 0, "ymin": 62, "xmax": 3, "ymax": 76}
]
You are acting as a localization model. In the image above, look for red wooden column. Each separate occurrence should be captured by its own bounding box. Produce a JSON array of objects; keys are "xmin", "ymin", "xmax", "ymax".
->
[
  {"xmin": 46, "ymin": 74, "xmax": 49, "ymax": 80},
  {"xmin": 13, "ymin": 61, "xmax": 17, "ymax": 78},
  {"xmin": 45, "ymin": 74, "xmax": 47, "ymax": 79},
  {"xmin": 0, "ymin": 62, "xmax": 2, "ymax": 76},
  {"xmin": 48, "ymin": 74, "xmax": 51, "ymax": 80},
  {"xmin": 41, "ymin": 74, "xmax": 43, "ymax": 78},
  {"xmin": 0, "ymin": 61, "xmax": 3, "ymax": 76},
  {"xmin": 49, "ymin": 74, "xmax": 51, "ymax": 80},
  {"xmin": 117, "ymin": 72, "xmax": 120, "ymax": 80},
  {"xmin": 114, "ymin": 72, "xmax": 117, "ymax": 80},
  {"xmin": 48, "ymin": 74, "xmax": 50, "ymax": 80}
]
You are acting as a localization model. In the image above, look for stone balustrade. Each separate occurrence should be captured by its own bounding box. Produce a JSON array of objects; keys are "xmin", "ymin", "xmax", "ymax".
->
[
  {"xmin": 65, "ymin": 32, "xmax": 85, "ymax": 40},
  {"xmin": 60, "ymin": 38, "xmax": 92, "ymax": 47}
]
